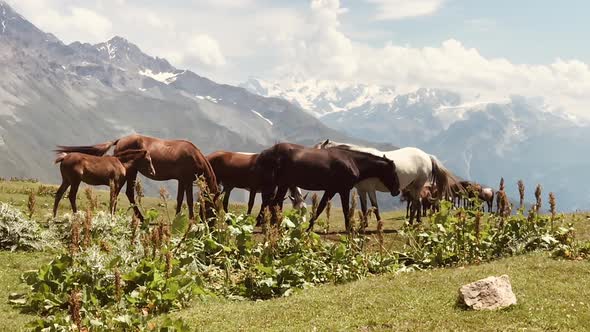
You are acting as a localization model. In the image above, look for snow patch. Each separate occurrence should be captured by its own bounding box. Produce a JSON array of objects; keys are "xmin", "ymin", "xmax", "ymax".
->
[
  {"xmin": 138, "ymin": 88, "xmax": 146, "ymax": 92},
  {"xmin": 196, "ymin": 95, "xmax": 218, "ymax": 103},
  {"xmin": 139, "ymin": 69, "xmax": 179, "ymax": 85},
  {"xmin": 105, "ymin": 42, "xmax": 117, "ymax": 60},
  {"xmin": 1, "ymin": 20, "xmax": 5, "ymax": 34},
  {"xmin": 251, "ymin": 110, "xmax": 273, "ymax": 126}
]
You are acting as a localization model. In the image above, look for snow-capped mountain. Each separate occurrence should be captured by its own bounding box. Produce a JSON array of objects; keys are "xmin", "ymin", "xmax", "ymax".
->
[
  {"xmin": 243, "ymin": 77, "xmax": 590, "ymax": 211},
  {"xmin": 240, "ymin": 77, "xmax": 397, "ymax": 118}
]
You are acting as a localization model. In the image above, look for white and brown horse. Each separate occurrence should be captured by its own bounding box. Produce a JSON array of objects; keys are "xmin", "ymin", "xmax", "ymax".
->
[{"xmin": 315, "ymin": 140, "xmax": 459, "ymax": 224}]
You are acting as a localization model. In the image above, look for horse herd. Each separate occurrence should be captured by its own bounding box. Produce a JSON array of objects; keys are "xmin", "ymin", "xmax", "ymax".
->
[{"xmin": 52, "ymin": 134, "xmax": 498, "ymax": 231}]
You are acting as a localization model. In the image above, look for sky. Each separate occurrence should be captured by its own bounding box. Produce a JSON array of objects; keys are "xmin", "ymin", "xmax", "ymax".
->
[{"xmin": 8, "ymin": 0, "xmax": 590, "ymax": 117}]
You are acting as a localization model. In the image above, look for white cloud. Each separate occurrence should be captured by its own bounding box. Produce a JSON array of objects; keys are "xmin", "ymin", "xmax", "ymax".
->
[
  {"xmin": 10, "ymin": 1, "xmax": 112, "ymax": 43},
  {"xmin": 267, "ymin": 1, "xmax": 590, "ymax": 118},
  {"xmin": 185, "ymin": 34, "xmax": 227, "ymax": 67},
  {"xmin": 6, "ymin": 0, "xmax": 590, "ymax": 118},
  {"xmin": 366, "ymin": 0, "xmax": 446, "ymax": 20}
]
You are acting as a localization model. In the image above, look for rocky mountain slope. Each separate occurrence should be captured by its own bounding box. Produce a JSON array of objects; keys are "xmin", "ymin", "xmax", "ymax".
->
[{"xmin": 0, "ymin": 1, "xmax": 385, "ymax": 189}]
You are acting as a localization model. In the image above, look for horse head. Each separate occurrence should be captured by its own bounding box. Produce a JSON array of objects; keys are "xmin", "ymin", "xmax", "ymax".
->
[{"xmin": 381, "ymin": 155, "xmax": 400, "ymax": 197}]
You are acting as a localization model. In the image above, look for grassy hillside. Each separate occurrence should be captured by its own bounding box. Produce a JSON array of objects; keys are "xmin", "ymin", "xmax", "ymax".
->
[{"xmin": 0, "ymin": 179, "xmax": 589, "ymax": 331}]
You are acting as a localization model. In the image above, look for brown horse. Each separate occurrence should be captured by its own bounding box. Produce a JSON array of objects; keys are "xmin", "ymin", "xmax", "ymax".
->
[
  {"xmin": 53, "ymin": 149, "xmax": 155, "ymax": 217},
  {"xmin": 420, "ymin": 185, "xmax": 440, "ymax": 216},
  {"xmin": 479, "ymin": 187, "xmax": 495, "ymax": 212},
  {"xmin": 255, "ymin": 143, "xmax": 400, "ymax": 232},
  {"xmin": 206, "ymin": 151, "xmax": 307, "ymax": 214},
  {"xmin": 403, "ymin": 185, "xmax": 439, "ymax": 219},
  {"xmin": 55, "ymin": 134, "xmax": 218, "ymax": 221}
]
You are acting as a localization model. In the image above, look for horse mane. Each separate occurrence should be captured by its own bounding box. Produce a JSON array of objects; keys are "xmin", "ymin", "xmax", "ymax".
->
[{"xmin": 329, "ymin": 145, "xmax": 392, "ymax": 163}]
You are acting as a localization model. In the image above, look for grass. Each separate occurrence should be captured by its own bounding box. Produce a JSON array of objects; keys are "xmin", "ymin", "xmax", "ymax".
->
[
  {"xmin": 0, "ymin": 251, "xmax": 52, "ymax": 331},
  {"xmin": 170, "ymin": 253, "xmax": 590, "ymax": 331},
  {"xmin": 1, "ymin": 179, "xmax": 590, "ymax": 331}
]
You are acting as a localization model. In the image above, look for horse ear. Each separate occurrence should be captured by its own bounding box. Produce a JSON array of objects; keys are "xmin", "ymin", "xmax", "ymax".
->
[{"xmin": 321, "ymin": 139, "xmax": 329, "ymax": 148}]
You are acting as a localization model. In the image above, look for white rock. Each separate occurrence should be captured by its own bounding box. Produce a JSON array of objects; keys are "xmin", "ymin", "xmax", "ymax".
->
[{"xmin": 458, "ymin": 275, "xmax": 517, "ymax": 310}]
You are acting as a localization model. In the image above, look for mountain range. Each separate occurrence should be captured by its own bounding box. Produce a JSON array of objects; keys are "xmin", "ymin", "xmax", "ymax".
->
[
  {"xmin": 242, "ymin": 77, "xmax": 589, "ymax": 211},
  {"xmin": 1, "ymin": 1, "xmax": 587, "ymax": 211},
  {"xmin": 0, "ymin": 1, "xmax": 395, "ymax": 198}
]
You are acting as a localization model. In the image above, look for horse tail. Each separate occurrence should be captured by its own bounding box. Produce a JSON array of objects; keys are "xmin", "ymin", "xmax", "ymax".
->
[
  {"xmin": 54, "ymin": 152, "xmax": 67, "ymax": 164},
  {"xmin": 54, "ymin": 139, "xmax": 120, "ymax": 156},
  {"xmin": 429, "ymin": 155, "xmax": 458, "ymax": 201}
]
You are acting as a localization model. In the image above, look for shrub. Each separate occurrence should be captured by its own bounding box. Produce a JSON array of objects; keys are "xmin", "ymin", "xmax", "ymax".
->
[{"xmin": 0, "ymin": 203, "xmax": 54, "ymax": 251}]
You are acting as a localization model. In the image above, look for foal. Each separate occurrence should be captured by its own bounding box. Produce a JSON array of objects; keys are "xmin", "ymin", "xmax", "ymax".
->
[{"xmin": 53, "ymin": 149, "xmax": 155, "ymax": 217}]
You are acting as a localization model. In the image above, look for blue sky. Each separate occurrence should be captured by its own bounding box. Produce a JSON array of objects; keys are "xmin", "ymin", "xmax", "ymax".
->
[
  {"xmin": 9, "ymin": 0, "xmax": 590, "ymax": 117},
  {"xmin": 339, "ymin": 0, "xmax": 590, "ymax": 65}
]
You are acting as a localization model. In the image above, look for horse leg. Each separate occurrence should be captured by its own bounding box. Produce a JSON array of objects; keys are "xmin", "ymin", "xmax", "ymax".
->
[
  {"xmin": 247, "ymin": 190, "xmax": 256, "ymax": 215},
  {"xmin": 222, "ymin": 187, "xmax": 232, "ymax": 212},
  {"xmin": 125, "ymin": 171, "xmax": 143, "ymax": 222},
  {"xmin": 175, "ymin": 180, "xmax": 185, "ymax": 216},
  {"xmin": 339, "ymin": 190, "xmax": 352, "ymax": 232},
  {"xmin": 185, "ymin": 181, "xmax": 195, "ymax": 220},
  {"xmin": 358, "ymin": 190, "xmax": 368, "ymax": 227},
  {"xmin": 109, "ymin": 184, "xmax": 116, "ymax": 216},
  {"xmin": 365, "ymin": 190, "xmax": 379, "ymax": 222},
  {"xmin": 68, "ymin": 181, "xmax": 80, "ymax": 214},
  {"xmin": 53, "ymin": 181, "xmax": 70, "ymax": 217},
  {"xmin": 307, "ymin": 191, "xmax": 335, "ymax": 232},
  {"xmin": 112, "ymin": 179, "xmax": 126, "ymax": 216},
  {"xmin": 275, "ymin": 185, "xmax": 289, "ymax": 211},
  {"xmin": 412, "ymin": 197, "xmax": 422, "ymax": 224}
]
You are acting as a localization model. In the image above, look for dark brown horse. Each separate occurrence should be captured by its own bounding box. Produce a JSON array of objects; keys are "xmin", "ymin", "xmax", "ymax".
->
[
  {"xmin": 255, "ymin": 143, "xmax": 400, "ymax": 231},
  {"xmin": 55, "ymin": 134, "xmax": 219, "ymax": 221},
  {"xmin": 53, "ymin": 149, "xmax": 155, "ymax": 217},
  {"xmin": 206, "ymin": 151, "xmax": 307, "ymax": 214}
]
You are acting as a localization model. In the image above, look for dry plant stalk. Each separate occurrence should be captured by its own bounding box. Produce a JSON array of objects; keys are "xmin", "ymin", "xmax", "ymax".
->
[
  {"xmin": 135, "ymin": 178, "xmax": 144, "ymax": 208},
  {"xmin": 70, "ymin": 215, "xmax": 80, "ymax": 255},
  {"xmin": 151, "ymin": 226, "xmax": 162, "ymax": 259},
  {"xmin": 82, "ymin": 208, "xmax": 92, "ymax": 248},
  {"xmin": 376, "ymin": 218, "xmax": 384, "ymax": 256},
  {"xmin": 165, "ymin": 251, "xmax": 173, "ymax": 278},
  {"xmin": 84, "ymin": 187, "xmax": 97, "ymax": 212},
  {"xmin": 499, "ymin": 177, "xmax": 505, "ymax": 191},
  {"xmin": 311, "ymin": 193, "xmax": 319, "ymax": 220},
  {"xmin": 130, "ymin": 214, "xmax": 140, "ymax": 246},
  {"xmin": 474, "ymin": 210, "xmax": 482, "ymax": 243},
  {"xmin": 325, "ymin": 200, "xmax": 332, "ymax": 233},
  {"xmin": 27, "ymin": 189, "xmax": 36, "ymax": 219},
  {"xmin": 159, "ymin": 186, "xmax": 171, "ymax": 222},
  {"xmin": 141, "ymin": 233, "xmax": 151, "ymax": 258},
  {"xmin": 109, "ymin": 179, "xmax": 117, "ymax": 215},
  {"xmin": 114, "ymin": 268, "xmax": 122, "ymax": 302},
  {"xmin": 535, "ymin": 184, "xmax": 542, "ymax": 212},
  {"xmin": 348, "ymin": 191, "xmax": 358, "ymax": 221},
  {"xmin": 357, "ymin": 211, "xmax": 365, "ymax": 232},
  {"xmin": 518, "ymin": 180, "xmax": 525, "ymax": 210},
  {"xmin": 69, "ymin": 289, "xmax": 82, "ymax": 330},
  {"xmin": 549, "ymin": 192, "xmax": 556, "ymax": 230}
]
